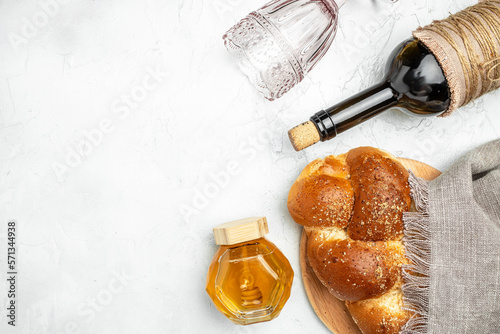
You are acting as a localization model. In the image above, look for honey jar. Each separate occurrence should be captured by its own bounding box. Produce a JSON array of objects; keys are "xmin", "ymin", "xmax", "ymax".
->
[{"xmin": 206, "ymin": 217, "xmax": 294, "ymax": 325}]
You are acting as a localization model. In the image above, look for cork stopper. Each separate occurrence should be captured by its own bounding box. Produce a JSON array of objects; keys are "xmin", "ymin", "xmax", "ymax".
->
[
  {"xmin": 288, "ymin": 121, "xmax": 321, "ymax": 151},
  {"xmin": 213, "ymin": 217, "xmax": 269, "ymax": 245}
]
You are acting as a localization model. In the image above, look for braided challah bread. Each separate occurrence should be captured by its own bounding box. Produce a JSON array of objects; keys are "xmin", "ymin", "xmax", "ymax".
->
[{"xmin": 288, "ymin": 147, "xmax": 414, "ymax": 334}]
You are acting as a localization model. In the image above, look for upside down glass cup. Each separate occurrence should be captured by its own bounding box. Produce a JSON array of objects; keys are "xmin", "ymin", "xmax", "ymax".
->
[
  {"xmin": 223, "ymin": 0, "xmax": 343, "ymax": 101},
  {"xmin": 223, "ymin": 0, "xmax": 398, "ymax": 101}
]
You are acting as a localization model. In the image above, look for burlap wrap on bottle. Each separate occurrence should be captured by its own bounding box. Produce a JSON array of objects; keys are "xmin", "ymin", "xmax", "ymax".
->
[{"xmin": 413, "ymin": 0, "xmax": 500, "ymax": 116}]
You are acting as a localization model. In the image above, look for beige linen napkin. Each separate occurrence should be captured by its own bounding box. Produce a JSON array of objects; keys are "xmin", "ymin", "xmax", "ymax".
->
[{"xmin": 402, "ymin": 139, "xmax": 500, "ymax": 333}]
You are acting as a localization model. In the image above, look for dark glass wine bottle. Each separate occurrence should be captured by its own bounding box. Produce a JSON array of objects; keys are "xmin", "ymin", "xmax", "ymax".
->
[{"xmin": 288, "ymin": 38, "xmax": 451, "ymax": 151}]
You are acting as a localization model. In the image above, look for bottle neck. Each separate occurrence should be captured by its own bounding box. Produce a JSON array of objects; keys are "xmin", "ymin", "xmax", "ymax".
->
[{"xmin": 311, "ymin": 81, "xmax": 399, "ymax": 141}]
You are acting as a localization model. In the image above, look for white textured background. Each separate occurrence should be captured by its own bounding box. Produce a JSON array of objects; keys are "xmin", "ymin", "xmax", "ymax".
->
[{"xmin": 0, "ymin": 0, "xmax": 499, "ymax": 333}]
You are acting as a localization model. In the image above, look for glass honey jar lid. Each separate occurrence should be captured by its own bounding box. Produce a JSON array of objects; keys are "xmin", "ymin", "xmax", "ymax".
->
[
  {"xmin": 206, "ymin": 217, "xmax": 294, "ymax": 325},
  {"xmin": 213, "ymin": 217, "xmax": 269, "ymax": 245}
]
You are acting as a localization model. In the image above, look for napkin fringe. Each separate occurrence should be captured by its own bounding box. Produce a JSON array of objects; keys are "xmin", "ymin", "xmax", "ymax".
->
[{"xmin": 401, "ymin": 171, "xmax": 431, "ymax": 334}]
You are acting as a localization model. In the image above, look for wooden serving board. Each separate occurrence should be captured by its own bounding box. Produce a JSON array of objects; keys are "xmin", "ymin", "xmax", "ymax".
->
[{"xmin": 299, "ymin": 158, "xmax": 441, "ymax": 334}]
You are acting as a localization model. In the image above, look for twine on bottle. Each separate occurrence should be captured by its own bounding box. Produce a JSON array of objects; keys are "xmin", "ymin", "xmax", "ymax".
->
[
  {"xmin": 483, "ymin": 57, "xmax": 500, "ymax": 82},
  {"xmin": 413, "ymin": 0, "xmax": 500, "ymax": 115}
]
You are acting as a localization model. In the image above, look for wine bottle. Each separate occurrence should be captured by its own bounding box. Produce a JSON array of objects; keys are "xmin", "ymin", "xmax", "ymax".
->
[{"xmin": 288, "ymin": 38, "xmax": 451, "ymax": 151}]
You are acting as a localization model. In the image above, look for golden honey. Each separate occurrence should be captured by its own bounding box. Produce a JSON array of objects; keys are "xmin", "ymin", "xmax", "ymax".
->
[{"xmin": 206, "ymin": 217, "xmax": 294, "ymax": 325}]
